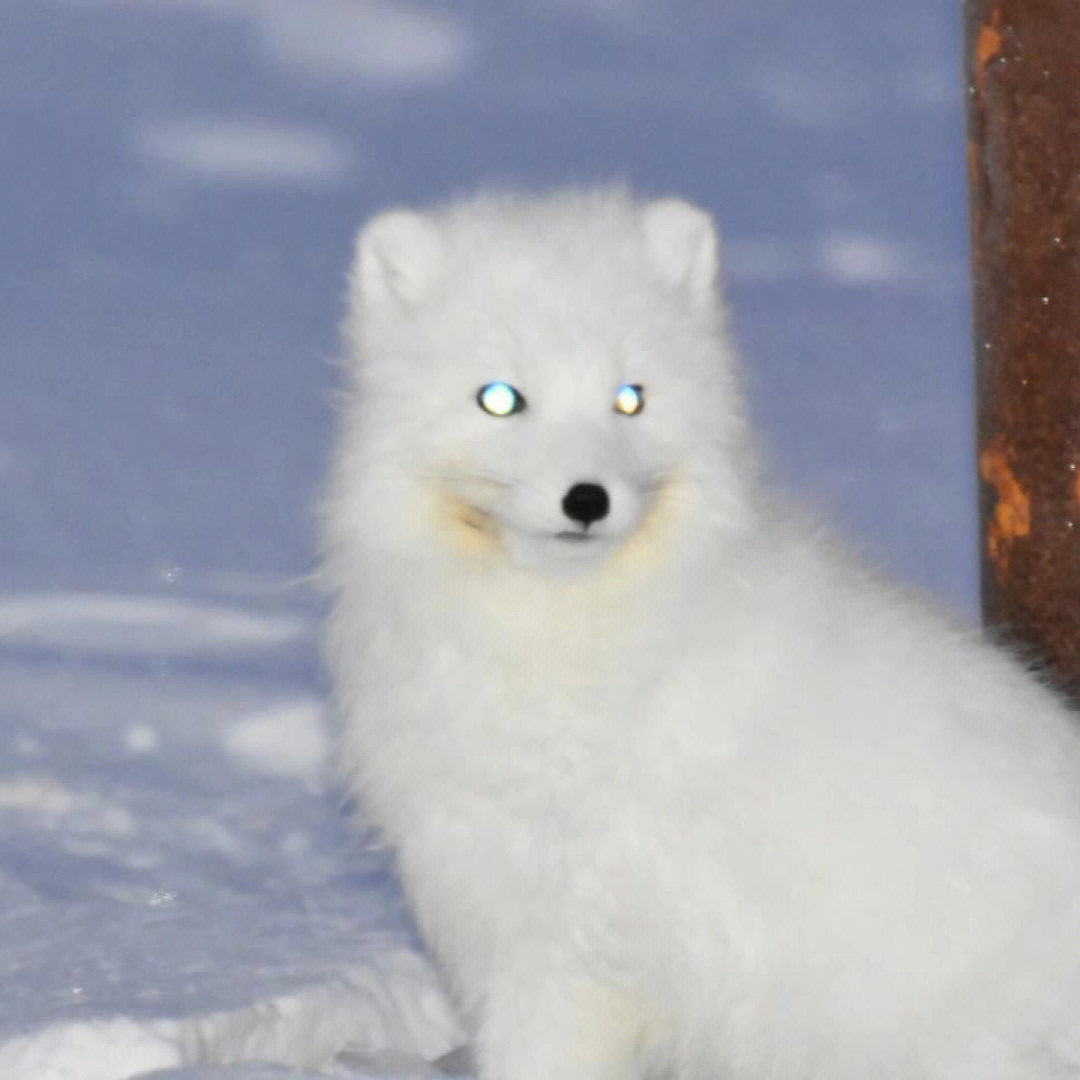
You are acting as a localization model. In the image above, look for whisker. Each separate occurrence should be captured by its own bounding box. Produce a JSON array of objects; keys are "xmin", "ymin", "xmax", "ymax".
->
[{"xmin": 416, "ymin": 468, "xmax": 516, "ymax": 490}]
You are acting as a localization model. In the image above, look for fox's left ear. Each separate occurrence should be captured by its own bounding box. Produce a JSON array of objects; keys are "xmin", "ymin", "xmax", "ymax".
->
[{"xmin": 641, "ymin": 198, "xmax": 719, "ymax": 310}]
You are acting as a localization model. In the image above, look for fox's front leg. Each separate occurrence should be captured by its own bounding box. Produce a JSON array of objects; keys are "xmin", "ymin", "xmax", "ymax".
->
[{"xmin": 474, "ymin": 954, "xmax": 659, "ymax": 1080}]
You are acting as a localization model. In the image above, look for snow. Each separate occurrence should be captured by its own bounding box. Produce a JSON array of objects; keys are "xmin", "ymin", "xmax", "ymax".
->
[
  {"xmin": 3, "ymin": 0, "xmax": 973, "ymax": 1075},
  {"xmin": 0, "ymin": 1017, "xmax": 182, "ymax": 1080},
  {"xmin": 816, "ymin": 233, "xmax": 906, "ymax": 287},
  {"xmin": 0, "ymin": 592, "xmax": 462, "ymax": 1078},
  {"xmin": 130, "ymin": 119, "xmax": 355, "ymax": 189},
  {"xmin": 0, "ymin": 774, "xmax": 80, "ymax": 817},
  {"xmin": 223, "ymin": 700, "xmax": 328, "ymax": 783},
  {"xmin": 252, "ymin": 1, "xmax": 475, "ymax": 86},
  {"xmin": 0, "ymin": 593, "xmax": 310, "ymax": 659},
  {"xmin": 0, "ymin": 952, "xmax": 465, "ymax": 1078}
]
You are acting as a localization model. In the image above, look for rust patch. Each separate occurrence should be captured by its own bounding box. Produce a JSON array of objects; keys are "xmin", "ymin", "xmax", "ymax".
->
[
  {"xmin": 979, "ymin": 438, "xmax": 1030, "ymax": 579},
  {"xmin": 967, "ymin": 138, "xmax": 981, "ymax": 191},
  {"xmin": 973, "ymin": 8, "xmax": 1005, "ymax": 92}
]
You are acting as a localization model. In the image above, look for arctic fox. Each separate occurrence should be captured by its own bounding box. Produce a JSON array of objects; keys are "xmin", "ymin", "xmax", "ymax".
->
[{"xmin": 323, "ymin": 187, "xmax": 1080, "ymax": 1079}]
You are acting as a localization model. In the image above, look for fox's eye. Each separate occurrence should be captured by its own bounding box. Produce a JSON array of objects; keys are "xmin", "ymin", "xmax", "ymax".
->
[
  {"xmin": 477, "ymin": 381, "xmax": 527, "ymax": 417},
  {"xmin": 614, "ymin": 383, "xmax": 645, "ymax": 416}
]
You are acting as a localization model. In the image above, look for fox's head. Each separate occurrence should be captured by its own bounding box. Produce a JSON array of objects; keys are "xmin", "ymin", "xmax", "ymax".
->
[{"xmin": 332, "ymin": 188, "xmax": 755, "ymax": 576}]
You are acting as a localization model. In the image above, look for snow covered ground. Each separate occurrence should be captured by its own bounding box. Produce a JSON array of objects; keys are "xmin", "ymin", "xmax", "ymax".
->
[
  {"xmin": 2, "ymin": 1, "xmax": 972, "ymax": 1076},
  {"xmin": 0, "ymin": 588, "xmax": 465, "ymax": 1078}
]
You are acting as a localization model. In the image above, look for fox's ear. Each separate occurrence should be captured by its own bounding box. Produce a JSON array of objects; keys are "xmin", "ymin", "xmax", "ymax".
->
[
  {"xmin": 641, "ymin": 198, "xmax": 719, "ymax": 309},
  {"xmin": 354, "ymin": 209, "xmax": 445, "ymax": 308}
]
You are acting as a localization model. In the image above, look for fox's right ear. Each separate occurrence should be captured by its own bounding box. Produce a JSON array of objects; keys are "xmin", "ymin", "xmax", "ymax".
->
[{"xmin": 353, "ymin": 210, "xmax": 445, "ymax": 308}]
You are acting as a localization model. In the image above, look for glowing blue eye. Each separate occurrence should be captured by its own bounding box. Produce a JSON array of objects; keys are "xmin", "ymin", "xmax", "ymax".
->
[
  {"xmin": 477, "ymin": 381, "xmax": 526, "ymax": 417},
  {"xmin": 614, "ymin": 383, "xmax": 645, "ymax": 416}
]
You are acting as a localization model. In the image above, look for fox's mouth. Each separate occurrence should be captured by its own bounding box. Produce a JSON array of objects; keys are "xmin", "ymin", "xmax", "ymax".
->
[
  {"xmin": 454, "ymin": 500, "xmax": 613, "ymax": 563},
  {"xmin": 456, "ymin": 502, "xmax": 495, "ymax": 534},
  {"xmin": 456, "ymin": 502, "xmax": 601, "ymax": 544}
]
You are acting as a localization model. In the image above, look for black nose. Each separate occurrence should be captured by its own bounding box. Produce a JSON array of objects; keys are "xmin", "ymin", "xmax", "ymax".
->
[{"xmin": 562, "ymin": 482, "xmax": 610, "ymax": 527}]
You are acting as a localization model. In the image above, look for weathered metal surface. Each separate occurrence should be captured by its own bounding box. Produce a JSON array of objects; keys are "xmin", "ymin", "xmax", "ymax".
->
[{"xmin": 966, "ymin": 0, "xmax": 1080, "ymax": 695}]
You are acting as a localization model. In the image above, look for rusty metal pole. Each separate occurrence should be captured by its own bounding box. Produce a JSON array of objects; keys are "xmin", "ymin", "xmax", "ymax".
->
[{"xmin": 966, "ymin": 0, "xmax": 1080, "ymax": 697}]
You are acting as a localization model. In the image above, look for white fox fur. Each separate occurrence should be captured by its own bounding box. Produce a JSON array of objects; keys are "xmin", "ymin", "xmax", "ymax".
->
[{"xmin": 323, "ymin": 187, "xmax": 1080, "ymax": 1079}]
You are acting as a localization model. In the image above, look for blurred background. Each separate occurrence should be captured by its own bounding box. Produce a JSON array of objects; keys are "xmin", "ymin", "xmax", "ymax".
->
[{"xmin": 1, "ymin": 0, "xmax": 973, "ymax": 612}]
